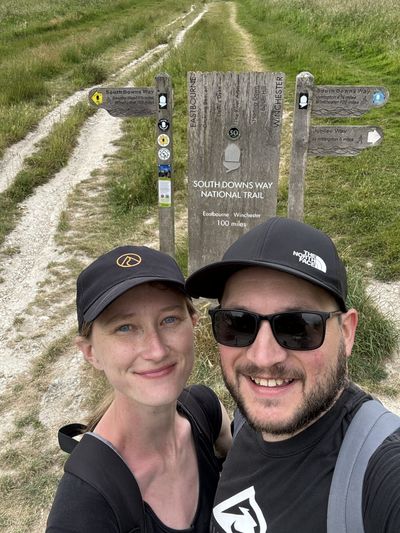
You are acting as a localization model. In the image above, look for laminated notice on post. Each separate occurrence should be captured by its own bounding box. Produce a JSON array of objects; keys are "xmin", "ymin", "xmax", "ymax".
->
[{"xmin": 158, "ymin": 179, "xmax": 172, "ymax": 207}]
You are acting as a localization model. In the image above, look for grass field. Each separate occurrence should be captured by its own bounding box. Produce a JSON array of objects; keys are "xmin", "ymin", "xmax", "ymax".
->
[
  {"xmin": 0, "ymin": 1, "xmax": 399, "ymax": 529},
  {"xmin": 0, "ymin": 0, "xmax": 197, "ymax": 244},
  {"xmin": 235, "ymin": 0, "xmax": 400, "ymax": 280},
  {"xmin": 0, "ymin": 0, "xmax": 195, "ymax": 156}
]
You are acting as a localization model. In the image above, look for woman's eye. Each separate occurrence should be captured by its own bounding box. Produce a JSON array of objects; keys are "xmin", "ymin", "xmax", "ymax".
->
[
  {"xmin": 163, "ymin": 316, "xmax": 178, "ymax": 325},
  {"xmin": 117, "ymin": 324, "xmax": 132, "ymax": 333}
]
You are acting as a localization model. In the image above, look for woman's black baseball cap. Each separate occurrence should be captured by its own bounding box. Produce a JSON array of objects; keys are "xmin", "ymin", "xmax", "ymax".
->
[
  {"xmin": 77, "ymin": 246, "xmax": 186, "ymax": 332},
  {"xmin": 185, "ymin": 217, "xmax": 348, "ymax": 311}
]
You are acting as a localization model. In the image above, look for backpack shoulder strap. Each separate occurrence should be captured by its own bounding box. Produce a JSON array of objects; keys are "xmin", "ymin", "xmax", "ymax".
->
[
  {"xmin": 57, "ymin": 385, "xmax": 222, "ymax": 532},
  {"xmin": 64, "ymin": 433, "xmax": 144, "ymax": 533},
  {"xmin": 232, "ymin": 408, "xmax": 246, "ymax": 440},
  {"xmin": 327, "ymin": 399, "xmax": 400, "ymax": 533},
  {"xmin": 178, "ymin": 386, "xmax": 223, "ymax": 471},
  {"xmin": 178, "ymin": 386, "xmax": 218, "ymax": 442},
  {"xmin": 58, "ymin": 422, "xmax": 86, "ymax": 453}
]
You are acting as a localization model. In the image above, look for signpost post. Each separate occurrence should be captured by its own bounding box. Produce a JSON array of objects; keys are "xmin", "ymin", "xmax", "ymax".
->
[
  {"xmin": 288, "ymin": 71, "xmax": 314, "ymax": 223},
  {"xmin": 88, "ymin": 74, "xmax": 175, "ymax": 256},
  {"xmin": 155, "ymin": 73, "xmax": 174, "ymax": 256},
  {"xmin": 187, "ymin": 71, "xmax": 285, "ymax": 273},
  {"xmin": 288, "ymin": 72, "xmax": 389, "ymax": 220}
]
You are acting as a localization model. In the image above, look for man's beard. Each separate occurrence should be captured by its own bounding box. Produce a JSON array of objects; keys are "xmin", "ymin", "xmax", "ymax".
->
[{"xmin": 223, "ymin": 339, "xmax": 348, "ymax": 437}]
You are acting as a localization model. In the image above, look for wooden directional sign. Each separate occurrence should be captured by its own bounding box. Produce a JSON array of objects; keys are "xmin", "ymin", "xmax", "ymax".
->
[
  {"xmin": 88, "ymin": 87, "xmax": 156, "ymax": 117},
  {"xmin": 312, "ymin": 86, "xmax": 389, "ymax": 117},
  {"xmin": 187, "ymin": 71, "xmax": 285, "ymax": 273},
  {"xmin": 308, "ymin": 125, "xmax": 383, "ymax": 156},
  {"xmin": 288, "ymin": 72, "xmax": 388, "ymax": 221}
]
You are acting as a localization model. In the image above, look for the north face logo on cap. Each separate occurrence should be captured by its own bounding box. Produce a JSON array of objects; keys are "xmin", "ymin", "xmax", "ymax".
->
[
  {"xmin": 116, "ymin": 253, "xmax": 142, "ymax": 268},
  {"xmin": 293, "ymin": 250, "xmax": 327, "ymax": 273}
]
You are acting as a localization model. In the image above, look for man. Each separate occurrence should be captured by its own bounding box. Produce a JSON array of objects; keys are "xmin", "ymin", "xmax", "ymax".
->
[{"xmin": 186, "ymin": 216, "xmax": 400, "ymax": 533}]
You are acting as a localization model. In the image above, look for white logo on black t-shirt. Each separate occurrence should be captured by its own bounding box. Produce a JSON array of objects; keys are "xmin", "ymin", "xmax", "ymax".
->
[{"xmin": 213, "ymin": 486, "xmax": 267, "ymax": 533}]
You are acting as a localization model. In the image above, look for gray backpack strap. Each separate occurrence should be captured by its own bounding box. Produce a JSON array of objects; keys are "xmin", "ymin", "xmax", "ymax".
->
[
  {"xmin": 327, "ymin": 399, "xmax": 400, "ymax": 533},
  {"xmin": 232, "ymin": 408, "xmax": 246, "ymax": 440}
]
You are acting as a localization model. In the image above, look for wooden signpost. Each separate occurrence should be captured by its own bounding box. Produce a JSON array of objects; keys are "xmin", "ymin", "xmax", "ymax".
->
[
  {"xmin": 288, "ymin": 72, "xmax": 389, "ymax": 220},
  {"xmin": 187, "ymin": 71, "xmax": 285, "ymax": 273},
  {"xmin": 89, "ymin": 70, "xmax": 388, "ymax": 265},
  {"xmin": 88, "ymin": 73, "xmax": 175, "ymax": 256}
]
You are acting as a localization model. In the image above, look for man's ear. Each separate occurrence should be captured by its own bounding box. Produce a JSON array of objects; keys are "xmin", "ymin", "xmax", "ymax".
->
[
  {"xmin": 341, "ymin": 308, "xmax": 358, "ymax": 357},
  {"xmin": 75, "ymin": 336, "xmax": 103, "ymax": 370}
]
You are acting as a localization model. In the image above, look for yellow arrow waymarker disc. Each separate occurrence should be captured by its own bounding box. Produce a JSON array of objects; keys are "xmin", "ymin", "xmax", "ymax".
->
[
  {"xmin": 157, "ymin": 134, "xmax": 170, "ymax": 147},
  {"xmin": 91, "ymin": 91, "xmax": 103, "ymax": 105}
]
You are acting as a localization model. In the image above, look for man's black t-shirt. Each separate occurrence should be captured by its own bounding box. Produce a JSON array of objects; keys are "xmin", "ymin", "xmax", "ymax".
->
[
  {"xmin": 47, "ymin": 385, "xmax": 222, "ymax": 533},
  {"xmin": 211, "ymin": 384, "xmax": 400, "ymax": 533}
]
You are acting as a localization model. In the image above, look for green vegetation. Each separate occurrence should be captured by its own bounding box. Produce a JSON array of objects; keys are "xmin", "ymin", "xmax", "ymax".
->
[
  {"xmin": 0, "ymin": 1, "xmax": 399, "ymax": 528},
  {"xmin": 32, "ymin": 334, "xmax": 74, "ymax": 379},
  {"xmin": 346, "ymin": 269, "xmax": 398, "ymax": 387},
  {"xmin": 0, "ymin": 334, "xmax": 74, "ymax": 530},
  {"xmin": 0, "ymin": 421, "xmax": 63, "ymax": 531},
  {"xmin": 235, "ymin": 0, "xmax": 400, "ymax": 281},
  {"xmin": 1, "ymin": 2, "xmax": 397, "ymax": 392},
  {"xmin": 0, "ymin": 102, "xmax": 92, "ymax": 246},
  {"xmin": 0, "ymin": 0, "xmax": 195, "ymax": 156}
]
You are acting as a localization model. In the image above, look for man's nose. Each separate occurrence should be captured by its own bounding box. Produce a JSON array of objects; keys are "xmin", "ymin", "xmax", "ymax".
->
[{"xmin": 245, "ymin": 320, "xmax": 288, "ymax": 366}]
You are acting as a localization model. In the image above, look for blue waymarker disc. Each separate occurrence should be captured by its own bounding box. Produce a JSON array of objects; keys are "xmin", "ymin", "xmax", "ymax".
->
[{"xmin": 372, "ymin": 91, "xmax": 385, "ymax": 106}]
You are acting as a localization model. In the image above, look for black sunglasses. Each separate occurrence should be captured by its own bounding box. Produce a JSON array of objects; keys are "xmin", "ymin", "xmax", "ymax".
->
[{"xmin": 208, "ymin": 308, "xmax": 342, "ymax": 351}]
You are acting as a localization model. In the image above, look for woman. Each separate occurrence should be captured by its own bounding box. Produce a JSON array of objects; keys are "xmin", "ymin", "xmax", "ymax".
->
[{"xmin": 46, "ymin": 245, "xmax": 231, "ymax": 532}]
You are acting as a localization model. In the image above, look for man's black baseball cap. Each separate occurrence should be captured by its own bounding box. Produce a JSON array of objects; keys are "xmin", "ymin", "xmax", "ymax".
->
[
  {"xmin": 185, "ymin": 217, "xmax": 348, "ymax": 311},
  {"xmin": 77, "ymin": 245, "xmax": 186, "ymax": 332}
]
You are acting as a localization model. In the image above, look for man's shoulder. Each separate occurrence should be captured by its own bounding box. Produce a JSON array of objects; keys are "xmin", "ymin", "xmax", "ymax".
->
[
  {"xmin": 340, "ymin": 382, "xmax": 372, "ymax": 410},
  {"xmin": 363, "ymin": 428, "xmax": 400, "ymax": 532},
  {"xmin": 367, "ymin": 426, "xmax": 400, "ymax": 470}
]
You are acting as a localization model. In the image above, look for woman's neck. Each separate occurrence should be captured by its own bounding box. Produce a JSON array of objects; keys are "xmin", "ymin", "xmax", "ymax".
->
[
  {"xmin": 94, "ymin": 393, "xmax": 183, "ymax": 458},
  {"xmin": 93, "ymin": 392, "xmax": 199, "ymax": 530}
]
